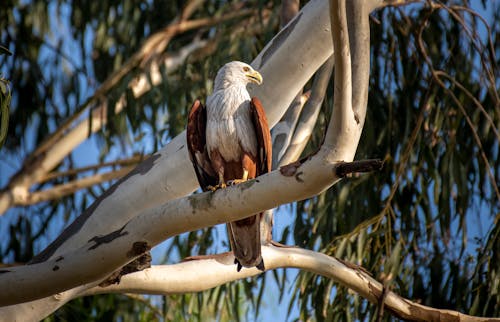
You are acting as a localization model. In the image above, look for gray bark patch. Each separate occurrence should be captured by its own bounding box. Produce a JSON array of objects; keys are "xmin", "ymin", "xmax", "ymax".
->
[
  {"xmin": 88, "ymin": 224, "xmax": 128, "ymax": 251},
  {"xmin": 259, "ymin": 12, "xmax": 302, "ymax": 69},
  {"xmin": 30, "ymin": 154, "xmax": 160, "ymax": 264},
  {"xmin": 238, "ymin": 179, "xmax": 256, "ymax": 191},
  {"xmin": 188, "ymin": 191, "xmax": 215, "ymax": 213}
]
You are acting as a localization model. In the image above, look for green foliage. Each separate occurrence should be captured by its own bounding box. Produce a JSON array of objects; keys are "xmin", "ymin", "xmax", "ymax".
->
[
  {"xmin": 0, "ymin": 74, "xmax": 10, "ymax": 150},
  {"xmin": 0, "ymin": 45, "xmax": 12, "ymax": 150},
  {"xmin": 291, "ymin": 2, "xmax": 500, "ymax": 320}
]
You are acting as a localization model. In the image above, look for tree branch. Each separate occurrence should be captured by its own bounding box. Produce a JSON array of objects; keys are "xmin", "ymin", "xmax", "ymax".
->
[
  {"xmin": 0, "ymin": 0, "xmax": 356, "ymax": 305},
  {"xmin": 2, "ymin": 3, "xmax": 382, "ymax": 287},
  {"xmin": 325, "ymin": 0, "xmax": 354, "ymax": 154},
  {"xmin": 280, "ymin": 56, "xmax": 334, "ymax": 165},
  {"xmin": 271, "ymin": 93, "xmax": 310, "ymax": 169},
  {"xmin": 0, "ymin": 0, "xmax": 329, "ymax": 215},
  {"xmin": 4, "ymin": 245, "xmax": 496, "ymax": 322},
  {"xmin": 16, "ymin": 167, "xmax": 133, "ymax": 206},
  {"xmin": 77, "ymin": 246, "xmax": 500, "ymax": 322},
  {"xmin": 38, "ymin": 155, "xmax": 143, "ymax": 183},
  {"xmin": 271, "ymin": 0, "xmax": 307, "ymax": 169}
]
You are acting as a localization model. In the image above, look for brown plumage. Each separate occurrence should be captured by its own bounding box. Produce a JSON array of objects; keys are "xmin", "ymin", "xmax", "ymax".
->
[{"xmin": 186, "ymin": 61, "xmax": 272, "ymax": 271}]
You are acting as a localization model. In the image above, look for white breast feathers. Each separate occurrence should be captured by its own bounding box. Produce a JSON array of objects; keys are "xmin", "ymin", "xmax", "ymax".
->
[{"xmin": 205, "ymin": 85, "xmax": 258, "ymax": 162}]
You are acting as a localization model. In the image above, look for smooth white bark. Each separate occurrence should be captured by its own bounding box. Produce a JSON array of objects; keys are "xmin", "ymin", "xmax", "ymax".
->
[
  {"xmin": 271, "ymin": 93, "xmax": 310, "ymax": 166},
  {"xmin": 250, "ymin": 0, "xmax": 333, "ymax": 124},
  {"xmin": 280, "ymin": 56, "xmax": 334, "ymax": 165}
]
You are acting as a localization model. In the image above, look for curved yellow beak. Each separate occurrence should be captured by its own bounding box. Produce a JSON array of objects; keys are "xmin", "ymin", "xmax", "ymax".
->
[{"xmin": 246, "ymin": 70, "xmax": 263, "ymax": 85}]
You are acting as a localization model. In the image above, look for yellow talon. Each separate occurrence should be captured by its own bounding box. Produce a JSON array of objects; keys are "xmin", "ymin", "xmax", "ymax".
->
[
  {"xmin": 227, "ymin": 179, "xmax": 246, "ymax": 185},
  {"xmin": 227, "ymin": 169, "xmax": 249, "ymax": 186},
  {"xmin": 207, "ymin": 172, "xmax": 228, "ymax": 191},
  {"xmin": 207, "ymin": 182, "xmax": 227, "ymax": 191}
]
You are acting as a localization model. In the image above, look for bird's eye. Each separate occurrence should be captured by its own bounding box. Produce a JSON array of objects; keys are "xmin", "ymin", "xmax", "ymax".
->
[{"xmin": 242, "ymin": 66, "xmax": 250, "ymax": 72}]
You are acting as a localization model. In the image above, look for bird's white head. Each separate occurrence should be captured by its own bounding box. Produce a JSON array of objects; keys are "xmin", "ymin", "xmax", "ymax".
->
[{"xmin": 213, "ymin": 61, "xmax": 263, "ymax": 91}]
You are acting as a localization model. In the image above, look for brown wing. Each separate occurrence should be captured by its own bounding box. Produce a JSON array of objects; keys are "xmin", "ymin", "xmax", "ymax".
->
[
  {"xmin": 186, "ymin": 100, "xmax": 217, "ymax": 191},
  {"xmin": 249, "ymin": 97, "xmax": 272, "ymax": 175}
]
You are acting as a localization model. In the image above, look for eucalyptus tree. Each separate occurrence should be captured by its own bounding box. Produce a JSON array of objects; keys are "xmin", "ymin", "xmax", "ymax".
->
[{"xmin": 0, "ymin": 0, "xmax": 498, "ymax": 321}]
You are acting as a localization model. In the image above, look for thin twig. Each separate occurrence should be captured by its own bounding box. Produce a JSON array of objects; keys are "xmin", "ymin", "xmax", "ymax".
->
[
  {"xmin": 17, "ymin": 167, "xmax": 133, "ymax": 206},
  {"xmin": 39, "ymin": 155, "xmax": 143, "ymax": 183}
]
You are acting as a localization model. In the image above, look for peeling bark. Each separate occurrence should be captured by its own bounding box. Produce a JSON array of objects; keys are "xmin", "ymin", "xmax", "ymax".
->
[{"xmin": 335, "ymin": 159, "xmax": 384, "ymax": 177}]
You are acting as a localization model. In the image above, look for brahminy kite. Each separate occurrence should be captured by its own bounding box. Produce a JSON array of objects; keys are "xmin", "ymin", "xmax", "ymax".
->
[{"xmin": 187, "ymin": 61, "xmax": 272, "ymax": 271}]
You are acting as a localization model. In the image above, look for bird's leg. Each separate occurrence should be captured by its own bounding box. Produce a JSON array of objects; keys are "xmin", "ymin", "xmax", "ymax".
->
[
  {"xmin": 208, "ymin": 171, "xmax": 227, "ymax": 191},
  {"xmin": 227, "ymin": 169, "xmax": 248, "ymax": 186},
  {"xmin": 228, "ymin": 153, "xmax": 257, "ymax": 186},
  {"xmin": 208, "ymin": 172, "xmax": 226, "ymax": 191},
  {"xmin": 207, "ymin": 150, "xmax": 227, "ymax": 191},
  {"xmin": 218, "ymin": 171, "xmax": 227, "ymax": 188}
]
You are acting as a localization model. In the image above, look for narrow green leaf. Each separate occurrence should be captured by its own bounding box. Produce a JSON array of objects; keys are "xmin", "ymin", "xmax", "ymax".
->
[
  {"xmin": 0, "ymin": 45, "xmax": 12, "ymax": 56},
  {"xmin": 0, "ymin": 87, "xmax": 11, "ymax": 149}
]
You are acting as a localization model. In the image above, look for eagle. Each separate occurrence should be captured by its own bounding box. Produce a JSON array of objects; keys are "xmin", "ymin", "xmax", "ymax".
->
[{"xmin": 186, "ymin": 61, "xmax": 272, "ymax": 271}]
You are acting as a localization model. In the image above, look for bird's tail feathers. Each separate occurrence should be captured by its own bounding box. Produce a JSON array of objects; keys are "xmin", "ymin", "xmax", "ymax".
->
[{"xmin": 227, "ymin": 214, "xmax": 264, "ymax": 271}]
